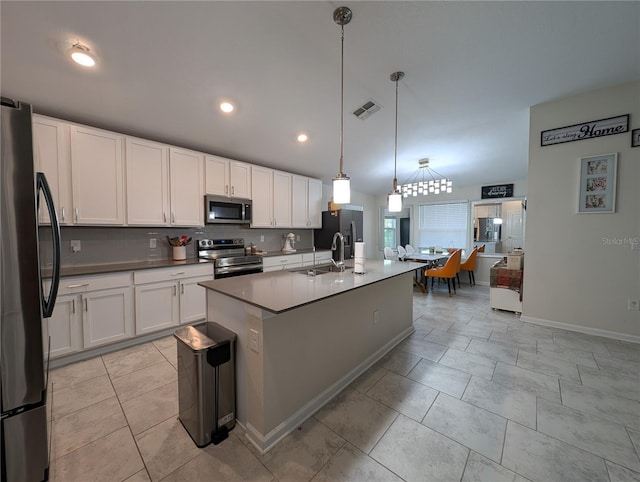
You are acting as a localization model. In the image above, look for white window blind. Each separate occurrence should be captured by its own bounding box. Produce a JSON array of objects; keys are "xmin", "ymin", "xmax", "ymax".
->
[{"xmin": 418, "ymin": 202, "xmax": 469, "ymax": 250}]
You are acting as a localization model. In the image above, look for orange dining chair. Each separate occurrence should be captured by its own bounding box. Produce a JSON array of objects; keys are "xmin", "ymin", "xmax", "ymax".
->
[
  {"xmin": 478, "ymin": 244, "xmax": 486, "ymax": 253},
  {"xmin": 458, "ymin": 246, "xmax": 479, "ymax": 286},
  {"xmin": 425, "ymin": 248, "xmax": 462, "ymax": 296}
]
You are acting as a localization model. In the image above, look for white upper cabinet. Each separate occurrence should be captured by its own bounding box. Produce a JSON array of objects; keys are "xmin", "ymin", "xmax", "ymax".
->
[
  {"xmin": 273, "ymin": 170, "xmax": 292, "ymax": 228},
  {"xmin": 251, "ymin": 166, "xmax": 291, "ymax": 228},
  {"xmin": 32, "ymin": 115, "xmax": 73, "ymax": 224},
  {"xmin": 205, "ymin": 155, "xmax": 251, "ymax": 199},
  {"xmin": 251, "ymin": 165, "xmax": 274, "ymax": 228},
  {"xmin": 292, "ymin": 175, "xmax": 323, "ymax": 228},
  {"xmin": 307, "ymin": 178, "xmax": 323, "ymax": 228},
  {"xmin": 125, "ymin": 137, "xmax": 169, "ymax": 226},
  {"xmin": 70, "ymin": 125, "xmax": 124, "ymax": 225},
  {"xmin": 169, "ymin": 147, "xmax": 204, "ymax": 226}
]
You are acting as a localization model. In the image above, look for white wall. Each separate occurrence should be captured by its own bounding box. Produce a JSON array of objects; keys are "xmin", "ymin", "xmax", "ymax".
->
[{"xmin": 524, "ymin": 81, "xmax": 640, "ymax": 340}]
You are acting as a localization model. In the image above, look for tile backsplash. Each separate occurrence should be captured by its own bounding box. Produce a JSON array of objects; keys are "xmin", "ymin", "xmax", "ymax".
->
[{"xmin": 42, "ymin": 225, "xmax": 314, "ymax": 267}]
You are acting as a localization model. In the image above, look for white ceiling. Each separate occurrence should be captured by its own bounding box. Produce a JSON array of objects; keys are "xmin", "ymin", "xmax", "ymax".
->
[{"xmin": 2, "ymin": 1, "xmax": 639, "ymax": 197}]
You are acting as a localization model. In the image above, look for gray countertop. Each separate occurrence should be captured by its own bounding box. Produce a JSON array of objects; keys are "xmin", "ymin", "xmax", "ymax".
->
[
  {"xmin": 199, "ymin": 259, "xmax": 426, "ymax": 314},
  {"xmin": 57, "ymin": 249, "xmax": 331, "ymax": 277}
]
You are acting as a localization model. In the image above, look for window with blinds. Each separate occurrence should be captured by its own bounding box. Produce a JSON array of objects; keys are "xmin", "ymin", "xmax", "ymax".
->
[{"xmin": 418, "ymin": 202, "xmax": 469, "ymax": 250}]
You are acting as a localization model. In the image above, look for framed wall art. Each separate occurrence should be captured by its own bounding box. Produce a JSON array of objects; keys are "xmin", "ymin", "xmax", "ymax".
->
[
  {"xmin": 632, "ymin": 129, "xmax": 640, "ymax": 147},
  {"xmin": 578, "ymin": 153, "xmax": 617, "ymax": 214}
]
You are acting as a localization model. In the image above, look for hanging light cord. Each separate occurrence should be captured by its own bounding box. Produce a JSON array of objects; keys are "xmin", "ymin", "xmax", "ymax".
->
[
  {"xmin": 339, "ymin": 23, "xmax": 345, "ymax": 176},
  {"xmin": 393, "ymin": 76, "xmax": 399, "ymax": 191}
]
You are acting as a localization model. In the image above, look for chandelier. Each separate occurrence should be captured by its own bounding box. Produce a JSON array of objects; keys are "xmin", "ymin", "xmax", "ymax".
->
[{"xmin": 400, "ymin": 158, "xmax": 453, "ymax": 197}]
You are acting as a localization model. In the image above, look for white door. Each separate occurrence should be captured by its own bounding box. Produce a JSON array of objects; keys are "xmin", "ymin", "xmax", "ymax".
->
[
  {"xmin": 134, "ymin": 281, "xmax": 180, "ymax": 335},
  {"xmin": 179, "ymin": 276, "xmax": 210, "ymax": 324},
  {"xmin": 251, "ymin": 166, "xmax": 273, "ymax": 227},
  {"xmin": 169, "ymin": 148, "xmax": 204, "ymax": 226},
  {"xmin": 44, "ymin": 295, "xmax": 82, "ymax": 358},
  {"xmin": 307, "ymin": 178, "xmax": 323, "ymax": 228},
  {"xmin": 33, "ymin": 116, "xmax": 72, "ymax": 224},
  {"xmin": 83, "ymin": 287, "xmax": 133, "ymax": 348},
  {"xmin": 505, "ymin": 208, "xmax": 524, "ymax": 252},
  {"xmin": 291, "ymin": 175, "xmax": 308, "ymax": 228},
  {"xmin": 229, "ymin": 161, "xmax": 251, "ymax": 199},
  {"xmin": 205, "ymin": 156, "xmax": 229, "ymax": 196},
  {"xmin": 70, "ymin": 126, "xmax": 124, "ymax": 225},
  {"xmin": 126, "ymin": 137, "xmax": 169, "ymax": 225},
  {"xmin": 273, "ymin": 171, "xmax": 292, "ymax": 228}
]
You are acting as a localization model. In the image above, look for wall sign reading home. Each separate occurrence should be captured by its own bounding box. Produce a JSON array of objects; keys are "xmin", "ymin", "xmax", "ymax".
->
[
  {"xmin": 541, "ymin": 114, "xmax": 629, "ymax": 146},
  {"xmin": 481, "ymin": 184, "xmax": 514, "ymax": 199}
]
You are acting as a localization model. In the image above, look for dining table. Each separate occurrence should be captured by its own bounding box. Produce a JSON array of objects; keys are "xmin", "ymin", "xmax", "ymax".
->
[{"xmin": 401, "ymin": 251, "xmax": 451, "ymax": 292}]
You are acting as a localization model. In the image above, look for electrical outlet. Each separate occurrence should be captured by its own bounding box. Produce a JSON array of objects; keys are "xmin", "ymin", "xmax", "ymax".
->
[
  {"xmin": 149, "ymin": 238, "xmax": 157, "ymax": 249},
  {"xmin": 629, "ymin": 299, "xmax": 640, "ymax": 311},
  {"xmin": 373, "ymin": 310, "xmax": 379, "ymax": 324},
  {"xmin": 70, "ymin": 240, "xmax": 81, "ymax": 253},
  {"xmin": 260, "ymin": 235, "xmax": 264, "ymax": 243},
  {"xmin": 249, "ymin": 328, "xmax": 260, "ymax": 353},
  {"xmin": 296, "ymin": 235, "xmax": 300, "ymax": 241}
]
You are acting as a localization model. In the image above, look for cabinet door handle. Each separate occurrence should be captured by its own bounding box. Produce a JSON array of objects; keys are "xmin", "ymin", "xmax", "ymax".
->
[
  {"xmin": 75, "ymin": 207, "xmax": 79, "ymax": 223},
  {"xmin": 84, "ymin": 298, "xmax": 88, "ymax": 312},
  {"xmin": 225, "ymin": 185, "xmax": 228, "ymax": 194},
  {"xmin": 181, "ymin": 284, "xmax": 184, "ymax": 295},
  {"xmin": 67, "ymin": 283, "xmax": 89, "ymax": 288},
  {"xmin": 173, "ymin": 285, "xmax": 177, "ymax": 296},
  {"xmin": 163, "ymin": 212, "xmax": 166, "ymax": 223},
  {"xmin": 61, "ymin": 207, "xmax": 66, "ymax": 223},
  {"xmin": 231, "ymin": 186, "xmax": 234, "ymax": 196},
  {"xmin": 171, "ymin": 272, "xmax": 185, "ymax": 276},
  {"xmin": 72, "ymin": 299, "xmax": 75, "ymax": 314},
  {"xmin": 171, "ymin": 212, "xmax": 176, "ymax": 224}
]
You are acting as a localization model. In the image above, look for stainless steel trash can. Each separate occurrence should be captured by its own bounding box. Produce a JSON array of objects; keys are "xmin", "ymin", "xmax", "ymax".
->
[{"xmin": 174, "ymin": 322, "xmax": 236, "ymax": 447}]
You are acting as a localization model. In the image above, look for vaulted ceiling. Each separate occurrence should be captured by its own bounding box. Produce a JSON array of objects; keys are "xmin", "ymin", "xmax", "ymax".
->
[{"xmin": 2, "ymin": 1, "xmax": 638, "ymax": 196}]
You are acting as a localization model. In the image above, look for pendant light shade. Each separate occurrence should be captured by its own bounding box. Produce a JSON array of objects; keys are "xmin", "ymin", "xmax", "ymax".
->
[
  {"xmin": 387, "ymin": 71, "xmax": 405, "ymax": 213},
  {"xmin": 332, "ymin": 6, "xmax": 352, "ymax": 205}
]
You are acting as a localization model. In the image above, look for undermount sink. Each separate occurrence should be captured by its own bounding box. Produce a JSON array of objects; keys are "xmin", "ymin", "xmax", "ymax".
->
[{"xmin": 292, "ymin": 264, "xmax": 352, "ymax": 275}]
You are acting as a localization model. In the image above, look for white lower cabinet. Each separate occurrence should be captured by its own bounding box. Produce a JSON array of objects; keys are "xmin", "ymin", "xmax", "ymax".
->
[
  {"xmin": 302, "ymin": 251, "xmax": 333, "ymax": 266},
  {"xmin": 134, "ymin": 264, "xmax": 213, "ymax": 335},
  {"xmin": 262, "ymin": 254, "xmax": 304, "ymax": 272},
  {"xmin": 45, "ymin": 272, "xmax": 134, "ymax": 357},
  {"xmin": 83, "ymin": 287, "xmax": 134, "ymax": 348}
]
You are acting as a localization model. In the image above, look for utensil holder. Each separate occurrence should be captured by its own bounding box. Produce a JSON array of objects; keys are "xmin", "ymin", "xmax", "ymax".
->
[{"xmin": 173, "ymin": 246, "xmax": 186, "ymax": 261}]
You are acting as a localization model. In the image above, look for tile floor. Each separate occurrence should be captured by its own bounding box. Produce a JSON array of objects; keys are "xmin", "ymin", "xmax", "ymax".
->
[{"xmin": 47, "ymin": 284, "xmax": 640, "ymax": 481}]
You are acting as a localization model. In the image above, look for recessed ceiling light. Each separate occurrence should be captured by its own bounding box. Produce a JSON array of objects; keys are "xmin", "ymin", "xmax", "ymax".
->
[
  {"xmin": 67, "ymin": 43, "xmax": 96, "ymax": 67},
  {"xmin": 297, "ymin": 133, "xmax": 308, "ymax": 143},
  {"xmin": 219, "ymin": 102, "xmax": 234, "ymax": 113}
]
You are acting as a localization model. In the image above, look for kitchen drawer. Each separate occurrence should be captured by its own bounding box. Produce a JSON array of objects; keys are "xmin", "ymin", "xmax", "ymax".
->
[
  {"xmin": 55, "ymin": 272, "xmax": 133, "ymax": 295},
  {"xmin": 302, "ymin": 251, "xmax": 332, "ymax": 266},
  {"xmin": 133, "ymin": 263, "xmax": 213, "ymax": 284},
  {"xmin": 262, "ymin": 254, "xmax": 303, "ymax": 269}
]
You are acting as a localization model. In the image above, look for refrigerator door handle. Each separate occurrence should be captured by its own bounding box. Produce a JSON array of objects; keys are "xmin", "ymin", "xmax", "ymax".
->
[{"xmin": 37, "ymin": 172, "xmax": 61, "ymax": 318}]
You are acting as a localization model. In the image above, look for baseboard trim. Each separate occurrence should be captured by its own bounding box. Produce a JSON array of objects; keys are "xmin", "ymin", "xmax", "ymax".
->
[
  {"xmin": 244, "ymin": 325, "xmax": 415, "ymax": 454},
  {"xmin": 519, "ymin": 315, "xmax": 640, "ymax": 344}
]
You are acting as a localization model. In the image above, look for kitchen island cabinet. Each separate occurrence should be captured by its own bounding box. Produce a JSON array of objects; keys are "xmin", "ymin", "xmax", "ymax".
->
[{"xmin": 199, "ymin": 259, "xmax": 422, "ymax": 453}]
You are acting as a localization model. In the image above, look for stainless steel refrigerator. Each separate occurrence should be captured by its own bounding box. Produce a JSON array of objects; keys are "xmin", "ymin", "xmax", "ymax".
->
[
  {"xmin": 1, "ymin": 97, "xmax": 61, "ymax": 481},
  {"xmin": 314, "ymin": 207, "xmax": 363, "ymax": 260}
]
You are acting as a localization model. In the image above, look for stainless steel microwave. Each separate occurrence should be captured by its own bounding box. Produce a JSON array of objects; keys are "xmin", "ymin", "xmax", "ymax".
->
[{"xmin": 205, "ymin": 195, "xmax": 252, "ymax": 224}]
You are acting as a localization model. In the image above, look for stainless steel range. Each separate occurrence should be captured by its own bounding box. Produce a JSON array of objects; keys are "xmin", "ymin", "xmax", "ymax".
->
[{"xmin": 198, "ymin": 238, "xmax": 263, "ymax": 278}]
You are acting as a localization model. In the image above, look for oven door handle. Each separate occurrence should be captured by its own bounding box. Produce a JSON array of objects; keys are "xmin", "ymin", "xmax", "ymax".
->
[{"xmin": 216, "ymin": 264, "xmax": 263, "ymax": 275}]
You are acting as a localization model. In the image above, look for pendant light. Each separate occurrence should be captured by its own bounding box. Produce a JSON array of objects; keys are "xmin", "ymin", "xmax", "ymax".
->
[
  {"xmin": 388, "ymin": 71, "xmax": 405, "ymax": 213},
  {"xmin": 332, "ymin": 6, "xmax": 352, "ymax": 204}
]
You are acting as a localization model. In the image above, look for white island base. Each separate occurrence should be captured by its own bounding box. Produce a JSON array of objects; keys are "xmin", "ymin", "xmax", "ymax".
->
[
  {"xmin": 201, "ymin": 265, "xmax": 416, "ymax": 454},
  {"xmin": 490, "ymin": 287, "xmax": 522, "ymax": 314}
]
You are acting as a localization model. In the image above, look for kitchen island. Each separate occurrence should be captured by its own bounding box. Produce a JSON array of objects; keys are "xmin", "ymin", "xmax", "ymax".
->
[{"xmin": 199, "ymin": 259, "xmax": 424, "ymax": 453}]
